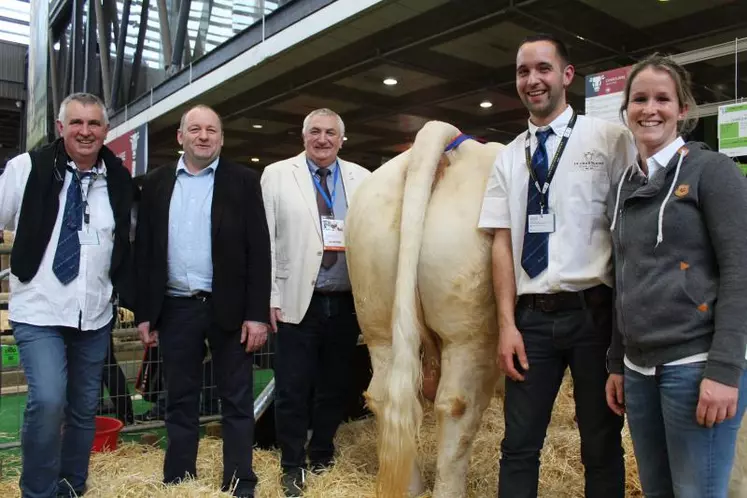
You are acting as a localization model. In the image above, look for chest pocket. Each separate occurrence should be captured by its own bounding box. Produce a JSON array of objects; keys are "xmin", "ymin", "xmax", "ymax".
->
[{"xmin": 570, "ymin": 170, "xmax": 610, "ymax": 215}]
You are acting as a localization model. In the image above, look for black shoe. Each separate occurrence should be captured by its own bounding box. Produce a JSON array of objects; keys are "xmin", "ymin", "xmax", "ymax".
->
[
  {"xmin": 222, "ymin": 481, "xmax": 255, "ymax": 498},
  {"xmin": 281, "ymin": 467, "xmax": 305, "ymax": 497},
  {"xmin": 134, "ymin": 408, "xmax": 165, "ymax": 423},
  {"xmin": 307, "ymin": 459, "xmax": 333, "ymax": 475}
]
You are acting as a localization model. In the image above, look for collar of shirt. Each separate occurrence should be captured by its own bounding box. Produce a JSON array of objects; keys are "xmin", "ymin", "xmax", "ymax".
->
[
  {"xmin": 637, "ymin": 136, "xmax": 686, "ymax": 178},
  {"xmin": 527, "ymin": 105, "xmax": 574, "ymax": 138},
  {"xmin": 67, "ymin": 158, "xmax": 107, "ymax": 177},
  {"xmin": 176, "ymin": 156, "xmax": 219, "ymax": 177},
  {"xmin": 306, "ymin": 156, "xmax": 339, "ymax": 176}
]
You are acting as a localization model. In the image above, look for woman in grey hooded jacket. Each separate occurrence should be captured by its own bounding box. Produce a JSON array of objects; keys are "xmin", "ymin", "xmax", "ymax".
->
[{"xmin": 604, "ymin": 54, "xmax": 747, "ymax": 498}]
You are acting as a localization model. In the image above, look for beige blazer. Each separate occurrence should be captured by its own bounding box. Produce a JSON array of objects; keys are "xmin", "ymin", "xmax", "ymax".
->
[{"xmin": 260, "ymin": 152, "xmax": 371, "ymax": 324}]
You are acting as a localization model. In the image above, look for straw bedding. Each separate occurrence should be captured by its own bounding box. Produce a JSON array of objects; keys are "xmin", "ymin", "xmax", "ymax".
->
[{"xmin": 0, "ymin": 376, "xmax": 642, "ymax": 497}]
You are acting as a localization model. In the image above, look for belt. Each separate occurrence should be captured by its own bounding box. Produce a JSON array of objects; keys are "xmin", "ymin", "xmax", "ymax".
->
[
  {"xmin": 516, "ymin": 284, "xmax": 611, "ymax": 313},
  {"xmin": 166, "ymin": 291, "xmax": 212, "ymax": 302}
]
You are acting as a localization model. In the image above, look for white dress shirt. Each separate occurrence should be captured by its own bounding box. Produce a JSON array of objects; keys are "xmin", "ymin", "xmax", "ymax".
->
[
  {"xmin": 0, "ymin": 152, "xmax": 115, "ymax": 331},
  {"xmin": 479, "ymin": 106, "xmax": 637, "ymax": 296}
]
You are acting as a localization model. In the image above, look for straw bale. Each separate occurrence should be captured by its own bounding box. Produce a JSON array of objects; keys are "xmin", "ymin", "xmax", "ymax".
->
[{"xmin": 0, "ymin": 376, "xmax": 646, "ymax": 497}]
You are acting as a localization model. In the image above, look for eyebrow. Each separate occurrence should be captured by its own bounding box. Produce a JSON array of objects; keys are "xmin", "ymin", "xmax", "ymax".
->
[{"xmin": 69, "ymin": 118, "xmax": 102, "ymax": 125}]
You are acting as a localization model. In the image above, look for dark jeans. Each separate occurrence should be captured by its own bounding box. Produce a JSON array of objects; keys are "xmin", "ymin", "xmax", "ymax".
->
[
  {"xmin": 625, "ymin": 364, "xmax": 747, "ymax": 498},
  {"xmin": 11, "ymin": 321, "xmax": 110, "ymax": 498},
  {"xmin": 158, "ymin": 296, "xmax": 257, "ymax": 495},
  {"xmin": 499, "ymin": 290, "xmax": 625, "ymax": 498},
  {"xmin": 274, "ymin": 292, "xmax": 360, "ymax": 470}
]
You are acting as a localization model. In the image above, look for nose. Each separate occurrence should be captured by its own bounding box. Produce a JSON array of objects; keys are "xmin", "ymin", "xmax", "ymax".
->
[
  {"xmin": 526, "ymin": 69, "xmax": 540, "ymax": 86},
  {"xmin": 197, "ymin": 129, "xmax": 209, "ymax": 140},
  {"xmin": 80, "ymin": 123, "xmax": 92, "ymax": 136},
  {"xmin": 642, "ymin": 98, "xmax": 656, "ymax": 114}
]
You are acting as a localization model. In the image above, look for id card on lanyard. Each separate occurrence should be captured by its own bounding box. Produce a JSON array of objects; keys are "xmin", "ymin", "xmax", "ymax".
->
[
  {"xmin": 523, "ymin": 111, "xmax": 577, "ymax": 234},
  {"xmin": 310, "ymin": 161, "xmax": 346, "ymax": 251},
  {"xmin": 75, "ymin": 167, "xmax": 100, "ymax": 245}
]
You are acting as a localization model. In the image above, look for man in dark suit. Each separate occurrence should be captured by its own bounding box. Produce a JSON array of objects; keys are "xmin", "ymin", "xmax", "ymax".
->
[{"xmin": 135, "ymin": 104, "xmax": 271, "ymax": 498}]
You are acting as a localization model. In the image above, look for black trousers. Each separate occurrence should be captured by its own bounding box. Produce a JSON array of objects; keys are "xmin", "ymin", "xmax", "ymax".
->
[
  {"xmin": 274, "ymin": 292, "xmax": 360, "ymax": 470},
  {"xmin": 499, "ymin": 286, "xmax": 625, "ymax": 498},
  {"xmin": 158, "ymin": 296, "xmax": 257, "ymax": 494}
]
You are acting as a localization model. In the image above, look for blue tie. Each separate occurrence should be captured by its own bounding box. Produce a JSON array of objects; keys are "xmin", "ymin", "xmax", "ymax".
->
[
  {"xmin": 53, "ymin": 170, "xmax": 91, "ymax": 284},
  {"xmin": 521, "ymin": 128, "xmax": 554, "ymax": 279}
]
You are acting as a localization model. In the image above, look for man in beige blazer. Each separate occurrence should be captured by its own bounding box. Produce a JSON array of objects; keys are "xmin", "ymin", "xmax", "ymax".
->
[{"xmin": 260, "ymin": 108, "xmax": 371, "ymax": 497}]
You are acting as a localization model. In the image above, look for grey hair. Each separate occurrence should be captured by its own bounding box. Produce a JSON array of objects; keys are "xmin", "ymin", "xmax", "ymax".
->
[
  {"xmin": 58, "ymin": 92, "xmax": 109, "ymax": 126},
  {"xmin": 302, "ymin": 108, "xmax": 345, "ymax": 137}
]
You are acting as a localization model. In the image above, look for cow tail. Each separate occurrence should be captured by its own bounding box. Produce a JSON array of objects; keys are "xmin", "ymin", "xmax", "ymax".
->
[{"xmin": 377, "ymin": 121, "xmax": 461, "ymax": 498}]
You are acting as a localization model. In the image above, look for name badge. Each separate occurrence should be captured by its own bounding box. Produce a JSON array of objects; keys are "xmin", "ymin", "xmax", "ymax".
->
[
  {"xmin": 528, "ymin": 213, "xmax": 555, "ymax": 234},
  {"xmin": 78, "ymin": 229, "xmax": 100, "ymax": 246},
  {"xmin": 321, "ymin": 216, "xmax": 345, "ymax": 251}
]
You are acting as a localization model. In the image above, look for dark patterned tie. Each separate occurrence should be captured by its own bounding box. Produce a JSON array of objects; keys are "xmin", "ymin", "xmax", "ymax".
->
[
  {"xmin": 53, "ymin": 170, "xmax": 92, "ymax": 284},
  {"xmin": 315, "ymin": 168, "xmax": 338, "ymax": 269},
  {"xmin": 521, "ymin": 128, "xmax": 554, "ymax": 279}
]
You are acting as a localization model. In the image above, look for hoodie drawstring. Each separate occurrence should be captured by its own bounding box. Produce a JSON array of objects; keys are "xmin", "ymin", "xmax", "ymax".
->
[{"xmin": 655, "ymin": 150, "xmax": 686, "ymax": 247}]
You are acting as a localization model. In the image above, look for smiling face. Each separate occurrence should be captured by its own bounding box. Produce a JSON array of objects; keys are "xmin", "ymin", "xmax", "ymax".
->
[
  {"xmin": 303, "ymin": 114, "xmax": 343, "ymax": 168},
  {"xmin": 177, "ymin": 106, "xmax": 224, "ymax": 170},
  {"xmin": 56, "ymin": 100, "xmax": 109, "ymax": 169},
  {"xmin": 625, "ymin": 67, "xmax": 687, "ymax": 160},
  {"xmin": 516, "ymin": 40, "xmax": 574, "ymax": 125}
]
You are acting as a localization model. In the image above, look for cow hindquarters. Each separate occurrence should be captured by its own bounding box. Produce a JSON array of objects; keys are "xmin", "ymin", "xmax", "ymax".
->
[{"xmin": 432, "ymin": 337, "xmax": 497, "ymax": 498}]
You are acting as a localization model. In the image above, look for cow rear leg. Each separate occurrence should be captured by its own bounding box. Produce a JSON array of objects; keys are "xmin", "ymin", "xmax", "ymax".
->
[
  {"xmin": 365, "ymin": 341, "xmax": 426, "ymax": 497},
  {"xmin": 432, "ymin": 339, "xmax": 496, "ymax": 498}
]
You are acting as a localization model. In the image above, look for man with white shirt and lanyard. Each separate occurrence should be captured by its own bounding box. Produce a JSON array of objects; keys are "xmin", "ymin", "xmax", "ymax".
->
[
  {"xmin": 0, "ymin": 92, "xmax": 133, "ymax": 498},
  {"xmin": 478, "ymin": 35, "xmax": 636, "ymax": 498},
  {"xmin": 261, "ymin": 108, "xmax": 370, "ymax": 497}
]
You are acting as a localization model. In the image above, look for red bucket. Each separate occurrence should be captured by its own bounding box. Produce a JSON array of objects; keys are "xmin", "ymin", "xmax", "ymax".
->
[{"xmin": 91, "ymin": 416, "xmax": 124, "ymax": 453}]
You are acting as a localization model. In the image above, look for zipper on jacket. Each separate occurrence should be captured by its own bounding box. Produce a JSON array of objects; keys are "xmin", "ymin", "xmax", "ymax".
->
[{"xmin": 616, "ymin": 201, "xmax": 628, "ymax": 344}]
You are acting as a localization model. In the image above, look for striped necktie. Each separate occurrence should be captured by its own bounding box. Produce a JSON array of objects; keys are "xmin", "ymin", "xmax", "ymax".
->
[
  {"xmin": 52, "ymin": 169, "xmax": 93, "ymax": 284},
  {"xmin": 316, "ymin": 168, "xmax": 337, "ymax": 269},
  {"xmin": 521, "ymin": 128, "xmax": 554, "ymax": 279}
]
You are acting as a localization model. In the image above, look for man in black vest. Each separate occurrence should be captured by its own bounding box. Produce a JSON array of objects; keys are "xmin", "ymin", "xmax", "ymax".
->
[
  {"xmin": 135, "ymin": 104, "xmax": 271, "ymax": 498},
  {"xmin": 0, "ymin": 92, "xmax": 133, "ymax": 498}
]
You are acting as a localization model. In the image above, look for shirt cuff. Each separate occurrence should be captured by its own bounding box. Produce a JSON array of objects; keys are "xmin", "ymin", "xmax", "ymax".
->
[{"xmin": 478, "ymin": 197, "xmax": 510, "ymax": 229}]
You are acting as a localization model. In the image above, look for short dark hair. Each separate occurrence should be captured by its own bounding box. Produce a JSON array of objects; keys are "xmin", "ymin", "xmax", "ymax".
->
[{"xmin": 518, "ymin": 33, "xmax": 571, "ymax": 66}]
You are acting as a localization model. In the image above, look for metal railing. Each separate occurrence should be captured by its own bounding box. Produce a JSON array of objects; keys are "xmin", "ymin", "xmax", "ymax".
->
[{"xmin": 0, "ymin": 265, "xmax": 277, "ymax": 449}]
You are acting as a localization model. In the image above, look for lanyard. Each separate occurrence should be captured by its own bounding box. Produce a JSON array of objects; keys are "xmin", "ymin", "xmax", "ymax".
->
[
  {"xmin": 523, "ymin": 111, "xmax": 577, "ymax": 212},
  {"xmin": 69, "ymin": 165, "xmax": 98, "ymax": 226},
  {"xmin": 308, "ymin": 160, "xmax": 339, "ymax": 212}
]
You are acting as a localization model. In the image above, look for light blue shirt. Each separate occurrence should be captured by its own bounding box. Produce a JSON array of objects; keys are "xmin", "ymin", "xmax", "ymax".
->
[
  {"xmin": 166, "ymin": 157, "xmax": 217, "ymax": 296},
  {"xmin": 307, "ymin": 159, "xmax": 351, "ymax": 292}
]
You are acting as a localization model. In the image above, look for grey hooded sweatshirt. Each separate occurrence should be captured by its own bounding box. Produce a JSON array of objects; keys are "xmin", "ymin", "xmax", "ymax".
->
[{"xmin": 606, "ymin": 141, "xmax": 747, "ymax": 387}]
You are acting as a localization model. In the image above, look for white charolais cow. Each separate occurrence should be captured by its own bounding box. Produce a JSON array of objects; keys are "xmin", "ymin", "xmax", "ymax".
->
[{"xmin": 346, "ymin": 121, "xmax": 504, "ymax": 498}]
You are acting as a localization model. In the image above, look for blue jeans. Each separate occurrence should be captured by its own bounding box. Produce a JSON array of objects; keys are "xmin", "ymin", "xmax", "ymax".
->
[
  {"xmin": 624, "ymin": 363, "xmax": 747, "ymax": 498},
  {"xmin": 11, "ymin": 321, "xmax": 111, "ymax": 498}
]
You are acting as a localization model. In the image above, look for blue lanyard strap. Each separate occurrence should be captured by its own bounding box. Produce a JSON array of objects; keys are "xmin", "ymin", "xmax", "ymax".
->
[{"xmin": 308, "ymin": 159, "xmax": 339, "ymax": 211}]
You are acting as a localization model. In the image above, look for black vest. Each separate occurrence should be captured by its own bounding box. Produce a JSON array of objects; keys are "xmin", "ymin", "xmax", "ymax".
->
[{"xmin": 10, "ymin": 139, "xmax": 135, "ymax": 307}]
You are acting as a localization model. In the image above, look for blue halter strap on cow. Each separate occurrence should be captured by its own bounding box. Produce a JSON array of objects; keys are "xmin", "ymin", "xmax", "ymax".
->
[{"xmin": 444, "ymin": 133, "xmax": 477, "ymax": 152}]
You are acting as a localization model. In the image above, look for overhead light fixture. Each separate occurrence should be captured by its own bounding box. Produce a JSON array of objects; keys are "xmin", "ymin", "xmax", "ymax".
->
[
  {"xmin": 383, "ymin": 77, "xmax": 398, "ymax": 86},
  {"xmin": 177, "ymin": 151, "xmax": 184, "ymax": 155},
  {"xmin": 252, "ymin": 124, "xmax": 263, "ymax": 129},
  {"xmin": 250, "ymin": 157, "xmax": 260, "ymax": 162},
  {"xmin": 343, "ymin": 137, "xmax": 348, "ymax": 141},
  {"xmin": 480, "ymin": 100, "xmax": 493, "ymax": 109}
]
